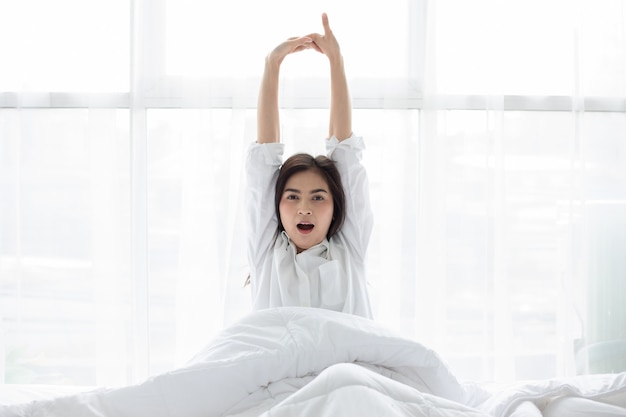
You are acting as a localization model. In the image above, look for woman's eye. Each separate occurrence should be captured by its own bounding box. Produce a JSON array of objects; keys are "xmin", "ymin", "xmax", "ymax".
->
[
  {"xmin": 312, "ymin": 195, "xmax": 324, "ymax": 201},
  {"xmin": 286, "ymin": 194, "xmax": 298, "ymax": 200}
]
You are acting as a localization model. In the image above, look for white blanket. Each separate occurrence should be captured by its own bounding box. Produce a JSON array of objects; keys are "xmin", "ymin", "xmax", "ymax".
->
[{"xmin": 2, "ymin": 307, "xmax": 625, "ymax": 417}]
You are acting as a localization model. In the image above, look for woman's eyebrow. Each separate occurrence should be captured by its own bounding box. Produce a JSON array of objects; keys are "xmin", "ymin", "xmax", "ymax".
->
[{"xmin": 283, "ymin": 188, "xmax": 328, "ymax": 194}]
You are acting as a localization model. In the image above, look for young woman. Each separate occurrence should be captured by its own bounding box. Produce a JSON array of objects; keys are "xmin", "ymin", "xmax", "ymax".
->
[{"xmin": 246, "ymin": 13, "xmax": 373, "ymax": 318}]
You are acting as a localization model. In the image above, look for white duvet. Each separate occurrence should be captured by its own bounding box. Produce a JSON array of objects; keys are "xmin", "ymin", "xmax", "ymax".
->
[{"xmin": 2, "ymin": 307, "xmax": 625, "ymax": 417}]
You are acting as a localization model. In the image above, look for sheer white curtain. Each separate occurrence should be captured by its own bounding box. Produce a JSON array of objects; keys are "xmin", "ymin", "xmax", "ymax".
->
[
  {"xmin": 411, "ymin": 0, "xmax": 626, "ymax": 381},
  {"xmin": 1, "ymin": 0, "xmax": 625, "ymax": 388}
]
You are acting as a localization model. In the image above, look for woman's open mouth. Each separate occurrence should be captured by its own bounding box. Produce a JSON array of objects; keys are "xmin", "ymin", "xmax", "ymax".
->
[{"xmin": 297, "ymin": 223, "xmax": 314, "ymax": 234}]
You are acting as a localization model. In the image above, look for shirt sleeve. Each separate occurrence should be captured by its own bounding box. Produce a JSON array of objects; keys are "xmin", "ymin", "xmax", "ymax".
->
[
  {"xmin": 245, "ymin": 142, "xmax": 284, "ymax": 269},
  {"xmin": 326, "ymin": 134, "xmax": 374, "ymax": 262}
]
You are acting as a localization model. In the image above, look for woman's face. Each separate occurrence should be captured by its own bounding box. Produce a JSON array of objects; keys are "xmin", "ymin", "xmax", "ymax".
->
[{"xmin": 278, "ymin": 169, "xmax": 334, "ymax": 253}]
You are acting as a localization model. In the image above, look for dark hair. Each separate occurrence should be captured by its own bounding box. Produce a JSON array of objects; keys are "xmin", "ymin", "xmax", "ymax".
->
[{"xmin": 275, "ymin": 153, "xmax": 346, "ymax": 239}]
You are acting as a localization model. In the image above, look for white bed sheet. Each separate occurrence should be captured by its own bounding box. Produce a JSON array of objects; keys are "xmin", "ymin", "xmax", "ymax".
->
[
  {"xmin": 1, "ymin": 307, "xmax": 625, "ymax": 417},
  {"xmin": 0, "ymin": 384, "xmax": 92, "ymax": 407}
]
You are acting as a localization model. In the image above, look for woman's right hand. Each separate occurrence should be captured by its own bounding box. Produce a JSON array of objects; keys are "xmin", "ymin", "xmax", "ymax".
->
[{"xmin": 267, "ymin": 36, "xmax": 317, "ymax": 65}]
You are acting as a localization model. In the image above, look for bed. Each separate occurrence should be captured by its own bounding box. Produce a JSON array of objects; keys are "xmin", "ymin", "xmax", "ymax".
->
[{"xmin": 1, "ymin": 307, "xmax": 625, "ymax": 416}]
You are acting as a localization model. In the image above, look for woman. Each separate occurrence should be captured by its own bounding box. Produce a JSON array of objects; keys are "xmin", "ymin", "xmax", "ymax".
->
[{"xmin": 245, "ymin": 13, "xmax": 374, "ymax": 318}]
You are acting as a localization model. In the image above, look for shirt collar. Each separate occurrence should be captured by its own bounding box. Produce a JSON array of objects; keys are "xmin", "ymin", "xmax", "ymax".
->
[{"xmin": 280, "ymin": 231, "xmax": 330, "ymax": 256}]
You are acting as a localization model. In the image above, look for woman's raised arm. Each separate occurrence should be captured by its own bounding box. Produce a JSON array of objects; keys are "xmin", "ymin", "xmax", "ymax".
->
[
  {"xmin": 309, "ymin": 13, "xmax": 352, "ymax": 141},
  {"xmin": 257, "ymin": 36, "xmax": 316, "ymax": 144}
]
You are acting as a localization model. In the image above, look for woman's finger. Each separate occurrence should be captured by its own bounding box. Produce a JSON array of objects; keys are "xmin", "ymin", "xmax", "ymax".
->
[
  {"xmin": 284, "ymin": 36, "xmax": 312, "ymax": 53},
  {"xmin": 321, "ymin": 13, "xmax": 331, "ymax": 35}
]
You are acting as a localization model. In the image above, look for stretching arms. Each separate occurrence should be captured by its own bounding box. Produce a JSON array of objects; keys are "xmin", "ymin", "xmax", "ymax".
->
[{"xmin": 256, "ymin": 13, "xmax": 352, "ymax": 144}]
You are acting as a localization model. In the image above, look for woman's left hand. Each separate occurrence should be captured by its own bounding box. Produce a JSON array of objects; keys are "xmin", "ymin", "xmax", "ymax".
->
[{"xmin": 307, "ymin": 13, "xmax": 342, "ymax": 63}]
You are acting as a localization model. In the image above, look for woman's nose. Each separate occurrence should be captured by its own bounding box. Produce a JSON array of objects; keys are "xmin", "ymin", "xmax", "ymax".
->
[{"xmin": 297, "ymin": 204, "xmax": 312, "ymax": 215}]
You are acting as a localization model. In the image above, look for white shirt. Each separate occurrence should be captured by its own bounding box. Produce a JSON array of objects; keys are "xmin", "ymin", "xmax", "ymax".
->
[{"xmin": 245, "ymin": 134, "xmax": 374, "ymax": 318}]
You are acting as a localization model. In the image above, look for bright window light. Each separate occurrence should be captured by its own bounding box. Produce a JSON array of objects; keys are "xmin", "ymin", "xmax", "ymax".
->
[
  {"xmin": 164, "ymin": 0, "xmax": 410, "ymax": 79},
  {"xmin": 0, "ymin": 0, "xmax": 129, "ymax": 92}
]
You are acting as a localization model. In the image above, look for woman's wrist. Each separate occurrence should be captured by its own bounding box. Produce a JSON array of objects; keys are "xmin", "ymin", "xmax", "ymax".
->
[
  {"xmin": 327, "ymin": 53, "xmax": 343, "ymax": 68},
  {"xmin": 265, "ymin": 53, "xmax": 283, "ymax": 70}
]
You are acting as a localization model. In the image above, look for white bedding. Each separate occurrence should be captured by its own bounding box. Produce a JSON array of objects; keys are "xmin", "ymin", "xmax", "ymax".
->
[{"xmin": 1, "ymin": 307, "xmax": 625, "ymax": 417}]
